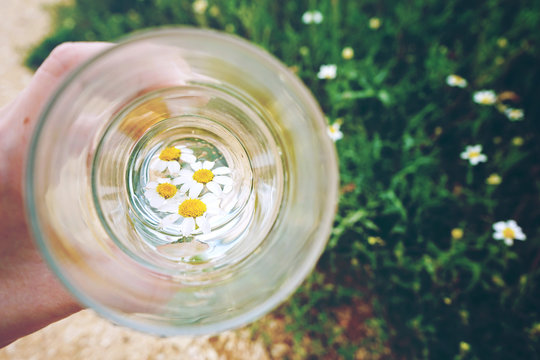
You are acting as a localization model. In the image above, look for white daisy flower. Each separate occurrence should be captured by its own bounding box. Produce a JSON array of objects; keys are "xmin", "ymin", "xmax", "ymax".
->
[
  {"xmin": 302, "ymin": 10, "xmax": 323, "ymax": 24},
  {"xmin": 493, "ymin": 220, "xmax": 526, "ymax": 246},
  {"xmin": 192, "ymin": 0, "xmax": 208, "ymax": 14},
  {"xmin": 327, "ymin": 122, "xmax": 343, "ymax": 142},
  {"xmin": 317, "ymin": 64, "xmax": 337, "ymax": 80},
  {"xmin": 173, "ymin": 161, "xmax": 233, "ymax": 198},
  {"xmin": 460, "ymin": 145, "xmax": 487, "ymax": 165},
  {"xmin": 342, "ymin": 47, "xmax": 354, "ymax": 60},
  {"xmin": 473, "ymin": 90, "xmax": 497, "ymax": 105},
  {"xmin": 144, "ymin": 178, "xmax": 181, "ymax": 210},
  {"xmin": 369, "ymin": 17, "xmax": 382, "ymax": 30},
  {"xmin": 504, "ymin": 108, "xmax": 524, "ymax": 121},
  {"xmin": 446, "ymin": 74, "xmax": 468, "ymax": 88},
  {"xmin": 160, "ymin": 194, "xmax": 221, "ymax": 236},
  {"xmin": 151, "ymin": 146, "xmax": 196, "ymax": 175}
]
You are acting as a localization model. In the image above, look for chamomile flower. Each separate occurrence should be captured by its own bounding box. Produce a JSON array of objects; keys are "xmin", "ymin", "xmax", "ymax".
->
[
  {"xmin": 486, "ymin": 173, "xmax": 502, "ymax": 185},
  {"xmin": 327, "ymin": 122, "xmax": 343, "ymax": 142},
  {"xmin": 160, "ymin": 194, "xmax": 221, "ymax": 236},
  {"xmin": 302, "ymin": 10, "xmax": 323, "ymax": 24},
  {"xmin": 174, "ymin": 161, "xmax": 233, "ymax": 197},
  {"xmin": 342, "ymin": 47, "xmax": 354, "ymax": 60},
  {"xmin": 144, "ymin": 178, "xmax": 182, "ymax": 210},
  {"xmin": 504, "ymin": 108, "xmax": 524, "ymax": 121},
  {"xmin": 369, "ymin": 17, "xmax": 382, "ymax": 30},
  {"xmin": 317, "ymin": 64, "xmax": 337, "ymax": 80},
  {"xmin": 192, "ymin": 0, "xmax": 208, "ymax": 14},
  {"xmin": 493, "ymin": 220, "xmax": 526, "ymax": 246},
  {"xmin": 446, "ymin": 74, "xmax": 468, "ymax": 88},
  {"xmin": 460, "ymin": 145, "xmax": 487, "ymax": 165},
  {"xmin": 473, "ymin": 90, "xmax": 497, "ymax": 105},
  {"xmin": 151, "ymin": 146, "xmax": 196, "ymax": 175}
]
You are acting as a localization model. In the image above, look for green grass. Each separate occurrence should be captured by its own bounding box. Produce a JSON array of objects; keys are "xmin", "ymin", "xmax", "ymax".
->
[{"xmin": 28, "ymin": 0, "xmax": 540, "ymax": 358}]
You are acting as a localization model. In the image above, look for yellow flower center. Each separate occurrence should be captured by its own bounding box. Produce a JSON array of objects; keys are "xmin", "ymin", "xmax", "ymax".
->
[
  {"xmin": 479, "ymin": 97, "xmax": 493, "ymax": 105},
  {"xmin": 178, "ymin": 199, "xmax": 207, "ymax": 218},
  {"xmin": 469, "ymin": 151, "xmax": 480, "ymax": 158},
  {"xmin": 193, "ymin": 169, "xmax": 214, "ymax": 184},
  {"xmin": 159, "ymin": 147, "xmax": 181, "ymax": 161},
  {"xmin": 156, "ymin": 183, "xmax": 177, "ymax": 199},
  {"xmin": 502, "ymin": 227, "xmax": 515, "ymax": 239}
]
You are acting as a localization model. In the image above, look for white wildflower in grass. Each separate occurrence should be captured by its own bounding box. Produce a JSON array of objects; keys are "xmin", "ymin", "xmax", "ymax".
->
[
  {"xmin": 192, "ymin": 0, "xmax": 208, "ymax": 14},
  {"xmin": 327, "ymin": 122, "xmax": 343, "ymax": 142},
  {"xmin": 342, "ymin": 47, "xmax": 354, "ymax": 60},
  {"xmin": 460, "ymin": 145, "xmax": 487, "ymax": 165},
  {"xmin": 473, "ymin": 90, "xmax": 497, "ymax": 105},
  {"xmin": 446, "ymin": 74, "xmax": 468, "ymax": 88},
  {"xmin": 151, "ymin": 146, "xmax": 196, "ymax": 175},
  {"xmin": 504, "ymin": 108, "xmax": 524, "ymax": 121},
  {"xmin": 486, "ymin": 173, "xmax": 502, "ymax": 185},
  {"xmin": 173, "ymin": 161, "xmax": 233, "ymax": 198},
  {"xmin": 493, "ymin": 220, "xmax": 526, "ymax": 246},
  {"xmin": 369, "ymin": 17, "xmax": 382, "ymax": 29},
  {"xmin": 144, "ymin": 178, "xmax": 182, "ymax": 210},
  {"xmin": 317, "ymin": 64, "xmax": 337, "ymax": 80},
  {"xmin": 160, "ymin": 194, "xmax": 221, "ymax": 236},
  {"xmin": 302, "ymin": 10, "xmax": 323, "ymax": 24}
]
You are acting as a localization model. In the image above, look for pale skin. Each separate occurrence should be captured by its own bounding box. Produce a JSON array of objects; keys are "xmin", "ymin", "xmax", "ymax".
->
[{"xmin": 0, "ymin": 42, "xmax": 112, "ymax": 347}]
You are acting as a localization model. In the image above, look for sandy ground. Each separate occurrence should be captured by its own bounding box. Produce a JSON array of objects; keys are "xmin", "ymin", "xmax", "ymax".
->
[{"xmin": 0, "ymin": 1, "xmax": 272, "ymax": 358}]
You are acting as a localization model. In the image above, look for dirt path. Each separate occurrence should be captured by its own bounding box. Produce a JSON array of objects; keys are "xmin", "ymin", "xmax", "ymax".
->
[{"xmin": 0, "ymin": 1, "xmax": 271, "ymax": 358}]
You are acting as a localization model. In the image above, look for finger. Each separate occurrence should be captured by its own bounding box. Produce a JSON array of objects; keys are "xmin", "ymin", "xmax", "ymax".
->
[{"xmin": 25, "ymin": 42, "xmax": 113, "ymax": 117}]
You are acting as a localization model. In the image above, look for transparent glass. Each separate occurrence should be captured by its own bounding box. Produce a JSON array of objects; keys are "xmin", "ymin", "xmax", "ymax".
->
[{"xmin": 26, "ymin": 28, "xmax": 338, "ymax": 335}]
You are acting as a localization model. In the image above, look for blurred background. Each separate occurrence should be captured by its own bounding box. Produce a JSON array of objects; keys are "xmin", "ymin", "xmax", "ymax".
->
[{"xmin": 1, "ymin": 0, "xmax": 539, "ymax": 359}]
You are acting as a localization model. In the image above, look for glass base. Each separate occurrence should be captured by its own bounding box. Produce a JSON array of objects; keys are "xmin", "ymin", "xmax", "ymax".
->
[{"xmin": 93, "ymin": 84, "xmax": 283, "ymax": 275}]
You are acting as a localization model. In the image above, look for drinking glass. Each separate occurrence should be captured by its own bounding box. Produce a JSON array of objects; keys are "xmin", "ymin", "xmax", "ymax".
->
[{"xmin": 26, "ymin": 28, "xmax": 338, "ymax": 335}]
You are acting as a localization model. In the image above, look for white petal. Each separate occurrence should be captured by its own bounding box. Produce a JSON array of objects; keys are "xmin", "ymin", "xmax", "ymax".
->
[
  {"xmin": 206, "ymin": 181, "xmax": 222, "ymax": 196},
  {"xmin": 472, "ymin": 145, "xmax": 482, "ymax": 152},
  {"xmin": 178, "ymin": 169, "xmax": 194, "ymax": 178},
  {"xmin": 145, "ymin": 181, "xmax": 158, "ymax": 190},
  {"xmin": 161, "ymin": 214, "xmax": 180, "ymax": 227},
  {"xmin": 190, "ymin": 162, "xmax": 202, "ymax": 171},
  {"xmin": 507, "ymin": 220, "xmax": 518, "ymax": 228},
  {"xmin": 144, "ymin": 189, "xmax": 155, "ymax": 200},
  {"xmin": 202, "ymin": 161, "xmax": 215, "ymax": 170},
  {"xmin": 189, "ymin": 182, "xmax": 204, "ymax": 198},
  {"xmin": 493, "ymin": 232, "xmax": 504, "ymax": 240},
  {"xmin": 223, "ymin": 185, "xmax": 233, "ymax": 194},
  {"xmin": 460, "ymin": 152, "xmax": 469, "ymax": 160},
  {"xmin": 493, "ymin": 222, "xmax": 507, "ymax": 231},
  {"xmin": 180, "ymin": 182, "xmax": 192, "ymax": 194},
  {"xmin": 201, "ymin": 193, "xmax": 219, "ymax": 204},
  {"xmin": 159, "ymin": 201, "xmax": 180, "ymax": 213},
  {"xmin": 174, "ymin": 175, "xmax": 193, "ymax": 185},
  {"xmin": 514, "ymin": 227, "xmax": 526, "ymax": 240},
  {"xmin": 149, "ymin": 195, "xmax": 166, "ymax": 208},
  {"xmin": 213, "ymin": 176, "xmax": 233, "ymax": 186},
  {"xmin": 504, "ymin": 238, "xmax": 514, "ymax": 246},
  {"xmin": 176, "ymin": 146, "xmax": 193, "ymax": 154},
  {"xmin": 153, "ymin": 160, "xmax": 167, "ymax": 172},
  {"xmin": 181, "ymin": 153, "xmax": 197, "ymax": 163},
  {"xmin": 157, "ymin": 178, "xmax": 170, "ymax": 184},
  {"xmin": 196, "ymin": 216, "xmax": 211, "ymax": 234},
  {"xmin": 212, "ymin": 166, "xmax": 231, "ymax": 175},
  {"xmin": 167, "ymin": 161, "xmax": 181, "ymax": 175},
  {"xmin": 181, "ymin": 217, "xmax": 195, "ymax": 236}
]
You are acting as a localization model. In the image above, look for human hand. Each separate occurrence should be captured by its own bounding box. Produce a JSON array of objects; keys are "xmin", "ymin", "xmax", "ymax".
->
[{"xmin": 0, "ymin": 42, "xmax": 112, "ymax": 347}]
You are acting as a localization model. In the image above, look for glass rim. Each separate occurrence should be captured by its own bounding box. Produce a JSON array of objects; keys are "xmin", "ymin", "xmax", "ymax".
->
[{"xmin": 25, "ymin": 26, "xmax": 339, "ymax": 336}]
